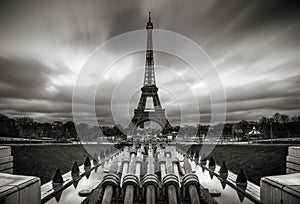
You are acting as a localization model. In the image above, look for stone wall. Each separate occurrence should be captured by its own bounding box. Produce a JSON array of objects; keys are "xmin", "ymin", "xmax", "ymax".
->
[
  {"xmin": 286, "ymin": 146, "xmax": 300, "ymax": 173},
  {"xmin": 0, "ymin": 146, "xmax": 41, "ymax": 204},
  {"xmin": 260, "ymin": 146, "xmax": 300, "ymax": 204},
  {"xmin": 260, "ymin": 173, "xmax": 300, "ymax": 204},
  {"xmin": 0, "ymin": 146, "xmax": 13, "ymax": 173},
  {"xmin": 0, "ymin": 173, "xmax": 41, "ymax": 204}
]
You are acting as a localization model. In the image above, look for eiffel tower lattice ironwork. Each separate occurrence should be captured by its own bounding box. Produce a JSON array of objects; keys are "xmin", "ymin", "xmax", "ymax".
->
[{"xmin": 127, "ymin": 12, "xmax": 171, "ymax": 133}]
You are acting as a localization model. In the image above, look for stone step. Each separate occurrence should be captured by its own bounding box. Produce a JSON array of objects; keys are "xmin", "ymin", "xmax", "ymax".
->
[
  {"xmin": 1, "ymin": 168, "xmax": 13, "ymax": 174},
  {"xmin": 0, "ymin": 156, "xmax": 13, "ymax": 164},
  {"xmin": 286, "ymin": 168, "xmax": 298, "ymax": 174},
  {"xmin": 288, "ymin": 146, "xmax": 300, "ymax": 158},
  {"xmin": 0, "ymin": 162, "xmax": 13, "ymax": 171},
  {"xmin": 0, "ymin": 146, "xmax": 11, "ymax": 157},
  {"xmin": 286, "ymin": 162, "xmax": 300, "ymax": 172},
  {"xmin": 287, "ymin": 156, "xmax": 300, "ymax": 165}
]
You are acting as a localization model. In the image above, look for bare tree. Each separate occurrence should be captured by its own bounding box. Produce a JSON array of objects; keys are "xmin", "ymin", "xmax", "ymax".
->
[
  {"xmin": 280, "ymin": 114, "xmax": 289, "ymax": 124},
  {"xmin": 273, "ymin": 112, "xmax": 281, "ymax": 123},
  {"xmin": 259, "ymin": 117, "xmax": 268, "ymax": 124},
  {"xmin": 291, "ymin": 115, "xmax": 298, "ymax": 122}
]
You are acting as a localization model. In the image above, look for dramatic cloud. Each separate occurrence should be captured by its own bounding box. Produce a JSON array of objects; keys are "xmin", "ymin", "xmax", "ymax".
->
[{"xmin": 0, "ymin": 0, "xmax": 299, "ymax": 125}]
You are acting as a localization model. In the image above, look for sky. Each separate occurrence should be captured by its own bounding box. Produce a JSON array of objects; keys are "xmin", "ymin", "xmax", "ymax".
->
[{"xmin": 0, "ymin": 0, "xmax": 300, "ymax": 126}]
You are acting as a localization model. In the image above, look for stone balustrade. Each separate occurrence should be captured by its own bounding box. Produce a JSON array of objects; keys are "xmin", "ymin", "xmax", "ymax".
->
[
  {"xmin": 261, "ymin": 173, "xmax": 300, "ymax": 204},
  {"xmin": 260, "ymin": 146, "xmax": 300, "ymax": 204},
  {"xmin": 0, "ymin": 172, "xmax": 41, "ymax": 204},
  {"xmin": 286, "ymin": 146, "xmax": 300, "ymax": 173},
  {"xmin": 0, "ymin": 146, "xmax": 13, "ymax": 174}
]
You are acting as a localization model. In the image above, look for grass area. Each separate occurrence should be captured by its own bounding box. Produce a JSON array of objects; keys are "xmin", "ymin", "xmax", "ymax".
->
[
  {"xmin": 190, "ymin": 144, "xmax": 289, "ymax": 185},
  {"xmin": 11, "ymin": 144, "xmax": 289, "ymax": 186},
  {"xmin": 11, "ymin": 144, "xmax": 111, "ymax": 184}
]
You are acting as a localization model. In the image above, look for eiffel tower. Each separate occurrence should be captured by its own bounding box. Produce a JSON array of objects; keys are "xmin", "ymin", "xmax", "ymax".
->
[{"xmin": 127, "ymin": 12, "xmax": 171, "ymax": 134}]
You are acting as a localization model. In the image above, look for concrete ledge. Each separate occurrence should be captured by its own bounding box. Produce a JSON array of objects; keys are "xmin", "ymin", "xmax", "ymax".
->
[
  {"xmin": 0, "ymin": 173, "xmax": 41, "ymax": 204},
  {"xmin": 261, "ymin": 173, "xmax": 300, "ymax": 204}
]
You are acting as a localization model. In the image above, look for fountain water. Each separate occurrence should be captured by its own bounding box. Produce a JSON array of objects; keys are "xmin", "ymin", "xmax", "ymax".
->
[{"xmin": 41, "ymin": 143, "xmax": 260, "ymax": 204}]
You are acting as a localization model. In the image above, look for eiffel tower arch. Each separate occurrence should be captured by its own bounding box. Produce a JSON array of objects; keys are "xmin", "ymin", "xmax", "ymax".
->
[{"xmin": 127, "ymin": 12, "xmax": 171, "ymax": 134}]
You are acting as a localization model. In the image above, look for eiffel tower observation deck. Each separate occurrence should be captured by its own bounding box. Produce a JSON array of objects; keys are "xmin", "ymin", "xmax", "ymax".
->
[{"xmin": 127, "ymin": 12, "xmax": 171, "ymax": 134}]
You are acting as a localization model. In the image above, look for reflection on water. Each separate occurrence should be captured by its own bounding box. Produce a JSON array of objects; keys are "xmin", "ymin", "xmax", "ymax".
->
[
  {"xmin": 46, "ymin": 147, "xmax": 255, "ymax": 204},
  {"xmin": 52, "ymin": 183, "xmax": 63, "ymax": 203},
  {"xmin": 236, "ymin": 183, "xmax": 247, "ymax": 203},
  {"xmin": 46, "ymin": 159, "xmax": 112, "ymax": 204},
  {"xmin": 174, "ymin": 148, "xmax": 255, "ymax": 204},
  {"xmin": 191, "ymin": 161, "xmax": 254, "ymax": 204},
  {"xmin": 219, "ymin": 173, "xmax": 228, "ymax": 189}
]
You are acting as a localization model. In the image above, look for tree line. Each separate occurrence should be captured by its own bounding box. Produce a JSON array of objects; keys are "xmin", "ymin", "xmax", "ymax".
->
[
  {"xmin": 0, "ymin": 112, "xmax": 299, "ymax": 141},
  {"xmin": 222, "ymin": 113, "xmax": 300, "ymax": 139},
  {"xmin": 0, "ymin": 113, "xmax": 124, "ymax": 141}
]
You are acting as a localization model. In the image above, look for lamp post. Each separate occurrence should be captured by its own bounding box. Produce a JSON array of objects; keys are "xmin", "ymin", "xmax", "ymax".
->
[{"xmin": 270, "ymin": 122, "xmax": 273, "ymax": 144}]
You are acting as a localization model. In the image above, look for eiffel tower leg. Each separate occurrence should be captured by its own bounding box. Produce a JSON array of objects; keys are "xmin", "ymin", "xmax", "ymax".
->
[
  {"xmin": 152, "ymin": 94, "xmax": 161, "ymax": 109},
  {"xmin": 138, "ymin": 92, "xmax": 147, "ymax": 109}
]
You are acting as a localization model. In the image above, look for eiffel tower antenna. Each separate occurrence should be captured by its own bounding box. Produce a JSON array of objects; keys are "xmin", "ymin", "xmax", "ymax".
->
[{"xmin": 144, "ymin": 11, "xmax": 155, "ymax": 86}]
